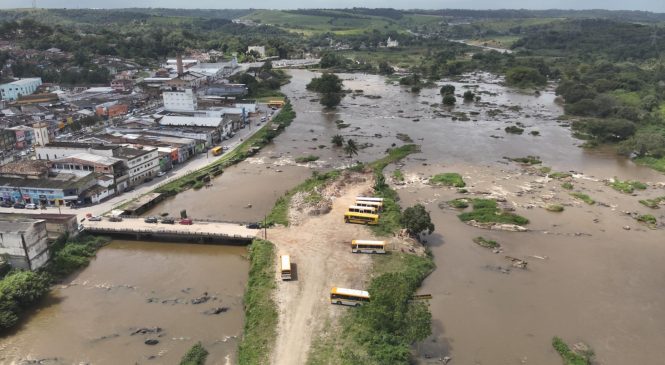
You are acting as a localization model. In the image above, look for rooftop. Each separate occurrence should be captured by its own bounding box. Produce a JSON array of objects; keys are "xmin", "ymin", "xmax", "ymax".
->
[
  {"xmin": 44, "ymin": 141, "xmax": 118, "ymax": 150},
  {"xmin": 0, "ymin": 160, "xmax": 50, "ymax": 177},
  {"xmin": 53, "ymin": 152, "xmax": 123, "ymax": 166},
  {"xmin": 0, "ymin": 219, "xmax": 41, "ymax": 234},
  {"xmin": 1, "ymin": 78, "xmax": 42, "ymax": 87},
  {"xmin": 0, "ymin": 171, "xmax": 94, "ymax": 190},
  {"xmin": 159, "ymin": 115, "xmax": 224, "ymax": 128},
  {"xmin": 114, "ymin": 146, "xmax": 155, "ymax": 159}
]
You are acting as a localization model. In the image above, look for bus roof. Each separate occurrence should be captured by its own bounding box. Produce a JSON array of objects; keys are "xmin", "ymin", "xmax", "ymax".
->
[
  {"xmin": 355, "ymin": 196, "xmax": 383, "ymax": 202},
  {"xmin": 355, "ymin": 200, "xmax": 383, "ymax": 205},
  {"xmin": 280, "ymin": 255, "xmax": 291, "ymax": 270},
  {"xmin": 349, "ymin": 205, "xmax": 376, "ymax": 210},
  {"xmin": 331, "ymin": 287, "xmax": 370, "ymax": 298},
  {"xmin": 352, "ymin": 240, "xmax": 386, "ymax": 246},
  {"xmin": 212, "ymin": 146, "xmax": 223, "ymax": 151}
]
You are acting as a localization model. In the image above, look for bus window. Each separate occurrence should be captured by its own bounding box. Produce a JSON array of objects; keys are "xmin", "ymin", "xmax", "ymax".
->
[
  {"xmin": 351, "ymin": 240, "xmax": 386, "ymax": 254},
  {"xmin": 330, "ymin": 287, "xmax": 370, "ymax": 306},
  {"xmin": 344, "ymin": 212, "xmax": 379, "ymax": 225},
  {"xmin": 348, "ymin": 205, "xmax": 377, "ymax": 215},
  {"xmin": 281, "ymin": 255, "xmax": 292, "ymax": 280}
]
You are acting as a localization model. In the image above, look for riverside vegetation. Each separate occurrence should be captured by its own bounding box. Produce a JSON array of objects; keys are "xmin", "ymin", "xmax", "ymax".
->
[{"xmin": 0, "ymin": 234, "xmax": 110, "ymax": 331}]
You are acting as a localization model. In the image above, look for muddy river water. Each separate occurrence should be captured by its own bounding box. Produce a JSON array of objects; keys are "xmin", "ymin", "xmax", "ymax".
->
[{"xmin": 2, "ymin": 69, "xmax": 664, "ymax": 364}]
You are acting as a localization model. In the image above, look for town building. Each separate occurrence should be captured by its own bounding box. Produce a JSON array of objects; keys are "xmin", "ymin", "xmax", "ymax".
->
[
  {"xmin": 50, "ymin": 152, "xmax": 129, "ymax": 193},
  {"xmin": 163, "ymin": 88, "xmax": 198, "ymax": 112},
  {"xmin": 0, "ymin": 78, "xmax": 43, "ymax": 101},
  {"xmin": 32, "ymin": 122, "xmax": 50, "ymax": 147},
  {"xmin": 204, "ymin": 83, "xmax": 248, "ymax": 97},
  {"xmin": 386, "ymin": 37, "xmax": 399, "ymax": 48},
  {"xmin": 114, "ymin": 146, "xmax": 160, "ymax": 185},
  {"xmin": 0, "ymin": 217, "xmax": 50, "ymax": 270}
]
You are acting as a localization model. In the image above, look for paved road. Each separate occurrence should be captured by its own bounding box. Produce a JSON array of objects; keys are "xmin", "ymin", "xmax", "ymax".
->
[
  {"xmin": 0, "ymin": 106, "xmax": 279, "ymax": 222},
  {"xmin": 84, "ymin": 217, "xmax": 258, "ymax": 240}
]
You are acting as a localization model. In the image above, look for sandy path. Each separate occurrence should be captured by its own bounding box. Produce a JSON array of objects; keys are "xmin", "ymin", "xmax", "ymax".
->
[{"xmin": 268, "ymin": 179, "xmax": 375, "ymax": 365}]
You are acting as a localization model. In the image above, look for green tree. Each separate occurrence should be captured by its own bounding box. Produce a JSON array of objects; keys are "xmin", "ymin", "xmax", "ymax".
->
[
  {"xmin": 505, "ymin": 66, "xmax": 547, "ymax": 87},
  {"xmin": 463, "ymin": 90, "xmax": 475, "ymax": 102},
  {"xmin": 401, "ymin": 204, "xmax": 435, "ymax": 237},
  {"xmin": 440, "ymin": 84, "xmax": 455, "ymax": 95},
  {"xmin": 442, "ymin": 94, "xmax": 456, "ymax": 106},
  {"xmin": 344, "ymin": 139, "xmax": 359, "ymax": 158},
  {"xmin": 320, "ymin": 92, "xmax": 342, "ymax": 108},
  {"xmin": 331, "ymin": 134, "xmax": 344, "ymax": 147},
  {"xmin": 378, "ymin": 61, "xmax": 394, "ymax": 75}
]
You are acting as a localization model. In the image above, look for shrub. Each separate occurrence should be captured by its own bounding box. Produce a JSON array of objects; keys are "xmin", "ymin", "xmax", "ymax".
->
[
  {"xmin": 430, "ymin": 173, "xmax": 465, "ymax": 187},
  {"xmin": 179, "ymin": 343, "xmax": 209, "ymax": 365},
  {"xmin": 639, "ymin": 196, "xmax": 665, "ymax": 209},
  {"xmin": 442, "ymin": 94, "xmax": 456, "ymax": 106},
  {"xmin": 448, "ymin": 198, "xmax": 469, "ymax": 209},
  {"xmin": 546, "ymin": 204, "xmax": 565, "ymax": 212},
  {"xmin": 295, "ymin": 155, "xmax": 319, "ymax": 163},
  {"xmin": 570, "ymin": 192, "xmax": 595, "ymax": 205},
  {"xmin": 401, "ymin": 204, "xmax": 435, "ymax": 237},
  {"xmin": 549, "ymin": 172, "xmax": 573, "ymax": 179},
  {"xmin": 637, "ymin": 214, "xmax": 657, "ymax": 225},
  {"xmin": 463, "ymin": 90, "xmax": 475, "ymax": 101},
  {"xmin": 505, "ymin": 125, "xmax": 524, "ymax": 134},
  {"xmin": 473, "ymin": 236, "xmax": 499, "ymax": 248},
  {"xmin": 440, "ymin": 84, "xmax": 455, "ymax": 95},
  {"xmin": 608, "ymin": 178, "xmax": 647, "ymax": 194},
  {"xmin": 0, "ymin": 270, "xmax": 51, "ymax": 330},
  {"xmin": 561, "ymin": 182, "xmax": 574, "ymax": 190},
  {"xmin": 552, "ymin": 337, "xmax": 593, "ymax": 365},
  {"xmin": 509, "ymin": 155, "xmax": 542, "ymax": 165}
]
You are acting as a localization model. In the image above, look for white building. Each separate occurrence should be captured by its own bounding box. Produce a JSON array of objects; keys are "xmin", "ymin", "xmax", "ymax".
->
[
  {"xmin": 0, "ymin": 218, "xmax": 50, "ymax": 270},
  {"xmin": 115, "ymin": 147, "xmax": 160, "ymax": 185},
  {"xmin": 248, "ymin": 46, "xmax": 266, "ymax": 57},
  {"xmin": 386, "ymin": 37, "xmax": 399, "ymax": 48},
  {"xmin": 0, "ymin": 78, "xmax": 43, "ymax": 101},
  {"xmin": 163, "ymin": 89, "xmax": 198, "ymax": 112},
  {"xmin": 32, "ymin": 122, "xmax": 50, "ymax": 147}
]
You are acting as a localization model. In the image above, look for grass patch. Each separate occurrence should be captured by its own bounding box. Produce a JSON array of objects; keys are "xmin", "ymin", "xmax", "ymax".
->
[
  {"xmin": 635, "ymin": 156, "xmax": 665, "ymax": 173},
  {"xmin": 157, "ymin": 102, "xmax": 296, "ymax": 197},
  {"xmin": 295, "ymin": 155, "xmax": 320, "ymax": 163},
  {"xmin": 540, "ymin": 166, "xmax": 552, "ymax": 174},
  {"xmin": 369, "ymin": 145, "xmax": 420, "ymax": 236},
  {"xmin": 509, "ymin": 155, "xmax": 542, "ymax": 165},
  {"xmin": 639, "ymin": 196, "xmax": 665, "ymax": 209},
  {"xmin": 473, "ymin": 236, "xmax": 499, "ymax": 248},
  {"xmin": 458, "ymin": 199, "xmax": 529, "ymax": 225},
  {"xmin": 637, "ymin": 214, "xmax": 657, "ymax": 226},
  {"xmin": 570, "ymin": 192, "xmax": 595, "ymax": 205},
  {"xmin": 392, "ymin": 169, "xmax": 404, "ymax": 182},
  {"xmin": 179, "ymin": 342, "xmax": 208, "ymax": 365},
  {"xmin": 237, "ymin": 239, "xmax": 278, "ymax": 365},
  {"xmin": 561, "ymin": 182, "xmax": 574, "ymax": 190},
  {"xmin": 549, "ymin": 171, "xmax": 573, "ymax": 179},
  {"xmin": 266, "ymin": 170, "xmax": 340, "ymax": 226},
  {"xmin": 608, "ymin": 178, "xmax": 647, "ymax": 194},
  {"xmin": 447, "ymin": 198, "xmax": 470, "ymax": 209},
  {"xmin": 552, "ymin": 337, "xmax": 594, "ymax": 365},
  {"xmin": 546, "ymin": 204, "xmax": 565, "ymax": 212},
  {"xmin": 429, "ymin": 172, "xmax": 466, "ymax": 187}
]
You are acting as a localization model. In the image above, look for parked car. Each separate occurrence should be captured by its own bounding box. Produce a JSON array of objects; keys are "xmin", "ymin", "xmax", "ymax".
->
[
  {"xmin": 1, "ymin": 201, "xmax": 12, "ymax": 208},
  {"xmin": 144, "ymin": 216, "xmax": 158, "ymax": 223},
  {"xmin": 25, "ymin": 203, "xmax": 38, "ymax": 209},
  {"xmin": 160, "ymin": 217, "xmax": 175, "ymax": 224},
  {"xmin": 246, "ymin": 222, "xmax": 261, "ymax": 229},
  {"xmin": 179, "ymin": 218, "xmax": 193, "ymax": 225},
  {"xmin": 124, "ymin": 186, "xmax": 134, "ymax": 192},
  {"xmin": 144, "ymin": 177, "xmax": 153, "ymax": 183},
  {"xmin": 108, "ymin": 216, "xmax": 123, "ymax": 222},
  {"xmin": 13, "ymin": 202, "xmax": 25, "ymax": 209},
  {"xmin": 157, "ymin": 171, "xmax": 167, "ymax": 177},
  {"xmin": 88, "ymin": 216, "xmax": 102, "ymax": 221}
]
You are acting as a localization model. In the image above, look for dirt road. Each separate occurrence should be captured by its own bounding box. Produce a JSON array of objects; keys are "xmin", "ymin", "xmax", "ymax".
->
[{"xmin": 267, "ymin": 177, "xmax": 377, "ymax": 365}]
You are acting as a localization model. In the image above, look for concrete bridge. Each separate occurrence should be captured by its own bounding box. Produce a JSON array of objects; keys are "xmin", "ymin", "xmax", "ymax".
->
[{"xmin": 82, "ymin": 217, "xmax": 258, "ymax": 244}]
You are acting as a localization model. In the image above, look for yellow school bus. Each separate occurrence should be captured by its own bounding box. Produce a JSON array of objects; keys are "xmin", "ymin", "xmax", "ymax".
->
[
  {"xmin": 351, "ymin": 240, "xmax": 386, "ymax": 254},
  {"xmin": 330, "ymin": 287, "xmax": 370, "ymax": 306},
  {"xmin": 280, "ymin": 255, "xmax": 292, "ymax": 280},
  {"xmin": 348, "ymin": 205, "xmax": 377, "ymax": 215},
  {"xmin": 344, "ymin": 212, "xmax": 379, "ymax": 225},
  {"xmin": 211, "ymin": 146, "xmax": 223, "ymax": 156}
]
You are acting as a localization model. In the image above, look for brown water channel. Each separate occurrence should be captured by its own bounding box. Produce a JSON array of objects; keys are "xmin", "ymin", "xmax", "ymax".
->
[
  {"xmin": 2, "ymin": 70, "xmax": 663, "ymax": 364},
  {"xmin": 0, "ymin": 241, "xmax": 247, "ymax": 364}
]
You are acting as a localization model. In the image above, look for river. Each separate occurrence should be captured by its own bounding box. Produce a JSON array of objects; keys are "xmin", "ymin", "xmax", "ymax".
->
[{"xmin": 2, "ymin": 69, "xmax": 664, "ymax": 364}]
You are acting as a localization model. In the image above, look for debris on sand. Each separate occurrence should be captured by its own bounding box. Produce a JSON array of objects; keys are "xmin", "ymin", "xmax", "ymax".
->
[
  {"xmin": 191, "ymin": 292, "xmax": 212, "ymax": 305},
  {"xmin": 465, "ymin": 220, "xmax": 528, "ymax": 232},
  {"xmin": 131, "ymin": 327, "xmax": 162, "ymax": 335},
  {"xmin": 204, "ymin": 307, "xmax": 230, "ymax": 315},
  {"xmin": 144, "ymin": 339, "xmax": 159, "ymax": 345},
  {"xmin": 505, "ymin": 256, "xmax": 528, "ymax": 269}
]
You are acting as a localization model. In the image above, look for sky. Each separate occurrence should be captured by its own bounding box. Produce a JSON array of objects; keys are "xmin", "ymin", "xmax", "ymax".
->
[{"xmin": 1, "ymin": 0, "xmax": 664, "ymax": 12}]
